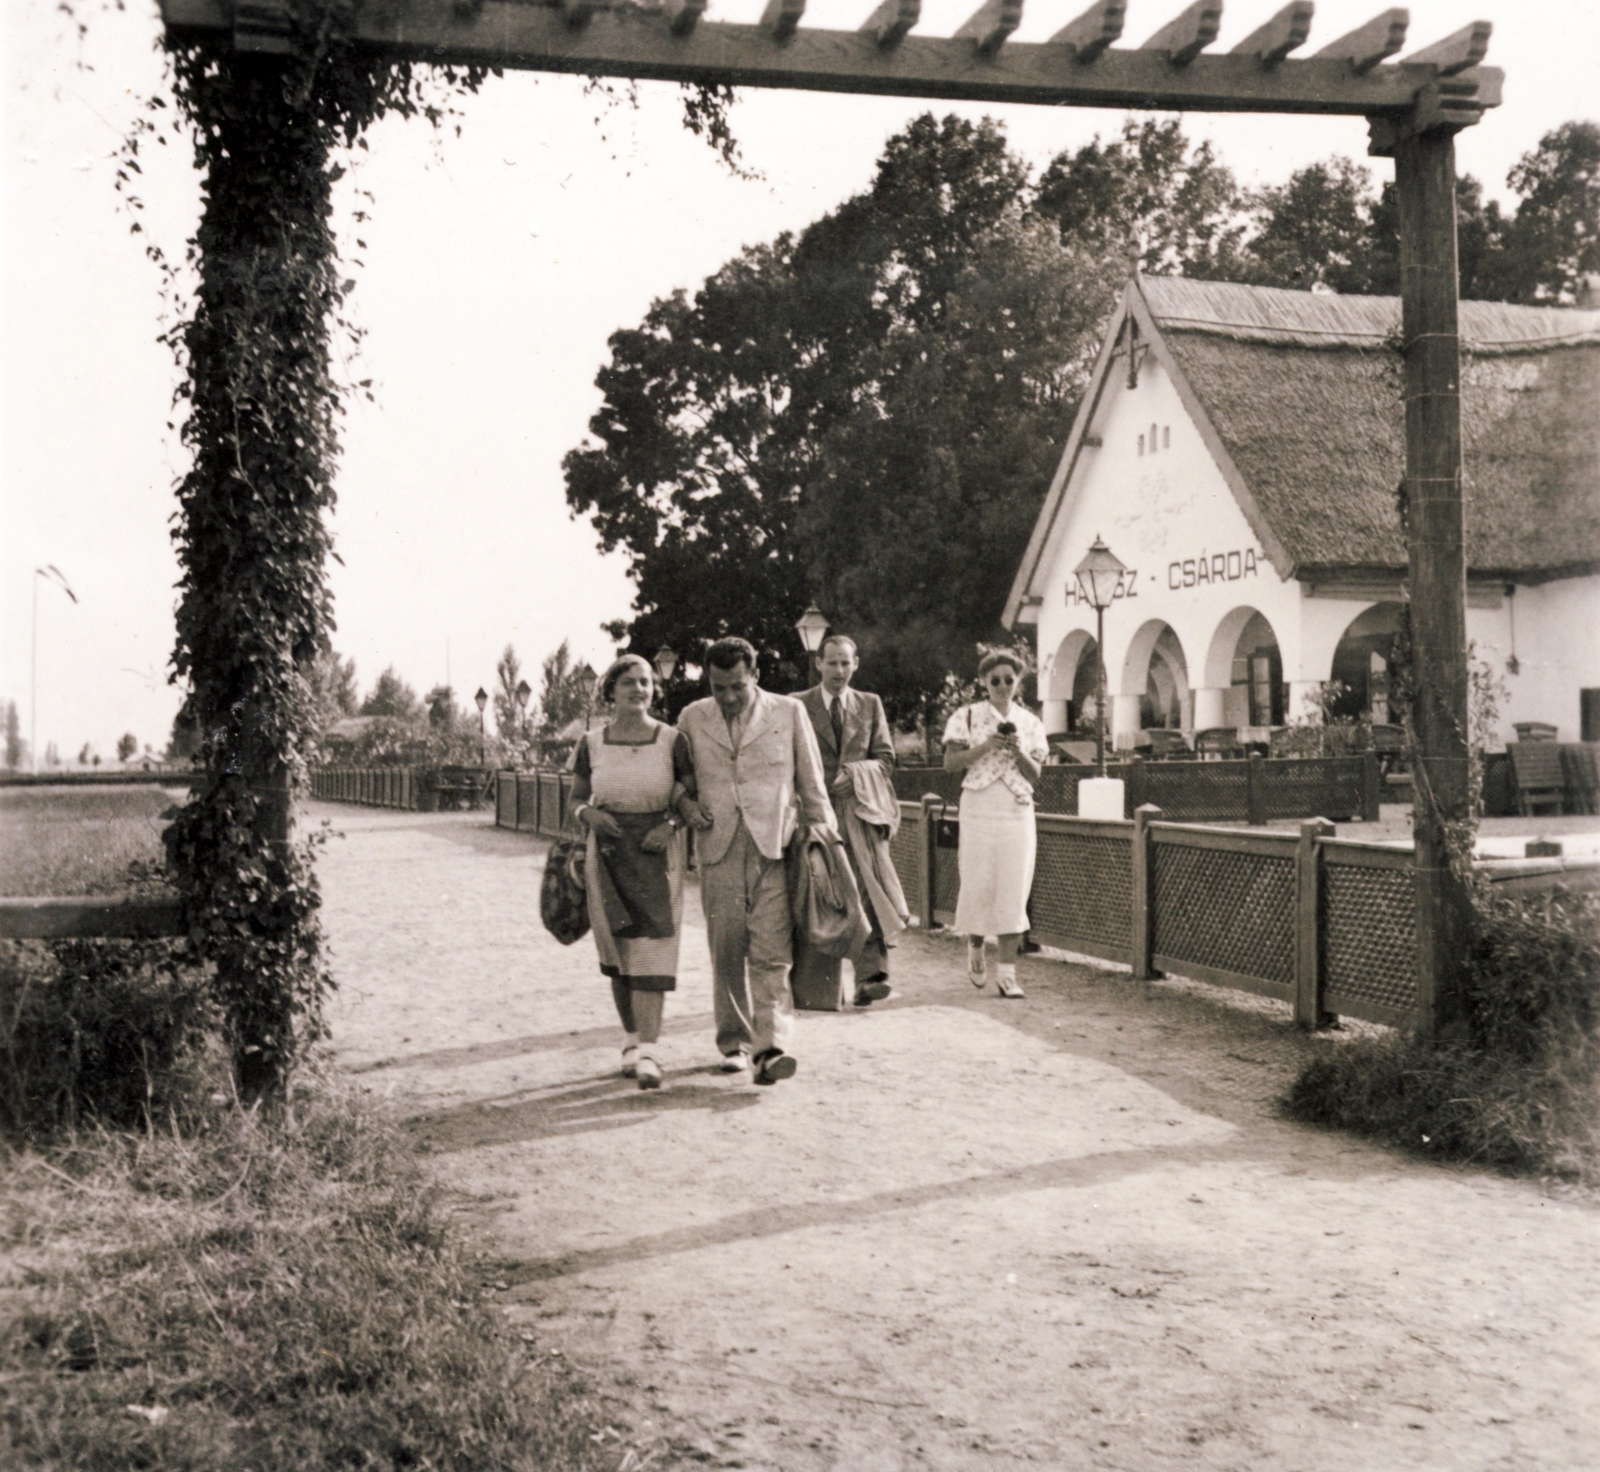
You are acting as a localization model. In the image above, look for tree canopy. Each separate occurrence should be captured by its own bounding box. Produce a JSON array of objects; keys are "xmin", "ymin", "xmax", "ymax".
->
[{"xmin": 359, "ymin": 665, "xmax": 421, "ymax": 720}]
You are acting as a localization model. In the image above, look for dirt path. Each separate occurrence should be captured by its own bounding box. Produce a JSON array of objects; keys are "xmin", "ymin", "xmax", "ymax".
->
[{"xmin": 314, "ymin": 802, "xmax": 1598, "ymax": 1471}]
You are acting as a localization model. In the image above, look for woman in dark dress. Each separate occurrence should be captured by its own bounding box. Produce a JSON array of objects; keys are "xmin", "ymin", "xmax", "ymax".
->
[{"xmin": 568, "ymin": 655, "xmax": 697, "ymax": 1089}]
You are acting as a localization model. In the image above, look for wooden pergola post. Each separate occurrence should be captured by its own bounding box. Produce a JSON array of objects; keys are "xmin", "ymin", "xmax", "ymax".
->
[{"xmin": 1393, "ymin": 126, "xmax": 1472, "ymax": 1039}]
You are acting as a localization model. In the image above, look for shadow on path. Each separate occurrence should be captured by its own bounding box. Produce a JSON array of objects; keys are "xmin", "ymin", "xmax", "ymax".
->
[
  {"xmin": 491, "ymin": 1136, "xmax": 1253, "ymax": 1284},
  {"xmin": 411, "ymin": 1066, "xmax": 761, "ymax": 1150},
  {"xmin": 349, "ymin": 1012, "xmax": 718, "ymax": 1074}
]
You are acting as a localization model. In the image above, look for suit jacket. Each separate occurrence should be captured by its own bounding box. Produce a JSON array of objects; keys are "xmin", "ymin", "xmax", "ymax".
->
[
  {"xmin": 677, "ymin": 688, "xmax": 834, "ymax": 866},
  {"xmin": 799, "ymin": 685, "xmax": 895, "ymax": 794}
]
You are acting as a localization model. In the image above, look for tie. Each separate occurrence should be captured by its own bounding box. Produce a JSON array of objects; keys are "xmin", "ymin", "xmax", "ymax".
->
[{"xmin": 830, "ymin": 697, "xmax": 844, "ymax": 751}]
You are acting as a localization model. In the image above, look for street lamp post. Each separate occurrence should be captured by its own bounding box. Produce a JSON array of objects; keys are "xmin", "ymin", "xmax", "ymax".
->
[
  {"xmin": 30, "ymin": 565, "xmax": 77, "ymax": 774},
  {"xmin": 514, "ymin": 678, "xmax": 531, "ymax": 767},
  {"xmin": 1073, "ymin": 536, "xmax": 1127, "ymax": 779},
  {"xmin": 474, "ymin": 686, "xmax": 488, "ymax": 767},
  {"xmin": 794, "ymin": 604, "xmax": 829, "ymax": 678}
]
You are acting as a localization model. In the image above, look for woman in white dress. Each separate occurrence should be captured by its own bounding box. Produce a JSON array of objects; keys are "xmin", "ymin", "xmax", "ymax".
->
[
  {"xmin": 940, "ymin": 651, "xmax": 1048, "ymax": 998},
  {"xmin": 569, "ymin": 655, "xmax": 696, "ymax": 1088}
]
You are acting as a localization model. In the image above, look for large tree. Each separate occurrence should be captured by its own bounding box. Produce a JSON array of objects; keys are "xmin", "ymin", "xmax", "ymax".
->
[
  {"xmin": 494, "ymin": 644, "xmax": 534, "ymax": 756},
  {"xmin": 565, "ymin": 116, "xmax": 1038, "ymax": 691},
  {"xmin": 1497, "ymin": 121, "xmax": 1600, "ymax": 303},
  {"xmin": 802, "ymin": 213, "xmax": 1119, "ymax": 719},
  {"xmin": 1033, "ymin": 117, "xmax": 1245, "ymax": 278},
  {"xmin": 2, "ymin": 700, "xmax": 23, "ymax": 770},
  {"xmin": 1232, "ymin": 121, "xmax": 1597, "ymax": 302},
  {"xmin": 359, "ymin": 665, "xmax": 420, "ymax": 719}
]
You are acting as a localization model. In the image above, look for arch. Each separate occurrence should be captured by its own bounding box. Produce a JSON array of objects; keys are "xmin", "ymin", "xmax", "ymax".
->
[
  {"xmin": 1202, "ymin": 605, "xmax": 1284, "ymax": 727},
  {"xmin": 1118, "ymin": 619, "xmax": 1191, "ymax": 731},
  {"xmin": 1118, "ymin": 619, "xmax": 1172, "ymax": 698},
  {"xmin": 1046, "ymin": 628, "xmax": 1096, "ymax": 701},
  {"xmin": 1203, "ymin": 605, "xmax": 1268, "ymax": 690},
  {"xmin": 1328, "ymin": 601, "xmax": 1405, "ymax": 722}
]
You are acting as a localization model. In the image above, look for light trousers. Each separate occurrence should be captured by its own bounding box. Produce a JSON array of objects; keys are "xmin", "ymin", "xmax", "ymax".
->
[{"xmin": 700, "ymin": 816, "xmax": 794, "ymax": 1058}]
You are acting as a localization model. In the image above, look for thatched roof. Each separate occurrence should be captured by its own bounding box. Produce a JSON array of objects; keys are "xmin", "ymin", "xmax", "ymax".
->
[{"xmin": 1140, "ymin": 277, "xmax": 1600, "ymax": 579}]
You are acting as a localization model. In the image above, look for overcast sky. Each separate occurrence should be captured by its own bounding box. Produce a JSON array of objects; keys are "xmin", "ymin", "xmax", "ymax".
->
[{"xmin": 3, "ymin": 0, "xmax": 1596, "ymax": 763}]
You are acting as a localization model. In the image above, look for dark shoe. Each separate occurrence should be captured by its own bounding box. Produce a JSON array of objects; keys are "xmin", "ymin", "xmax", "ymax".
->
[
  {"xmin": 752, "ymin": 1049, "xmax": 798, "ymax": 1085},
  {"xmin": 853, "ymin": 977, "xmax": 891, "ymax": 1006}
]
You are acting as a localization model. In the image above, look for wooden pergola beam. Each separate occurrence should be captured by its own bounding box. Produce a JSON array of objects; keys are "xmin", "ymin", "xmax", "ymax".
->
[
  {"xmin": 161, "ymin": 0, "xmax": 1500, "ymax": 122},
  {"xmin": 1140, "ymin": 0, "xmax": 1222, "ymax": 67},
  {"xmin": 1231, "ymin": 1, "xmax": 1314, "ymax": 67}
]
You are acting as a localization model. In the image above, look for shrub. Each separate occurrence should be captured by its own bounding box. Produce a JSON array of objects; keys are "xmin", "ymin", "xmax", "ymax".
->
[
  {"xmin": 0, "ymin": 1077, "xmax": 617, "ymax": 1471},
  {"xmin": 0, "ymin": 939, "xmax": 216, "ymax": 1145},
  {"xmin": 1285, "ymin": 885, "xmax": 1600, "ymax": 1180}
]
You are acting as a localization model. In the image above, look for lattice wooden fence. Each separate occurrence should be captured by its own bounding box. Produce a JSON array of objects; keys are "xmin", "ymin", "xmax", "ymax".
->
[{"xmin": 884, "ymin": 800, "xmax": 1417, "ymax": 1031}]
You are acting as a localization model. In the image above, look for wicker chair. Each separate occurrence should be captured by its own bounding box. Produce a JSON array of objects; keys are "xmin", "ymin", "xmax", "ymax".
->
[
  {"xmin": 1194, "ymin": 727, "xmax": 1244, "ymax": 761},
  {"xmin": 1510, "ymin": 741, "xmax": 1565, "ymax": 816}
]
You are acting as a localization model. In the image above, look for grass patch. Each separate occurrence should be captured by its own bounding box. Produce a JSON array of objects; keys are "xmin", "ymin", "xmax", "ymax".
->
[
  {"xmin": 1, "ymin": 940, "xmax": 217, "ymax": 1146},
  {"xmin": 0, "ymin": 1074, "xmax": 621, "ymax": 1471},
  {"xmin": 0, "ymin": 786, "xmax": 185, "ymax": 896},
  {"xmin": 1285, "ymin": 887, "xmax": 1600, "ymax": 1181}
]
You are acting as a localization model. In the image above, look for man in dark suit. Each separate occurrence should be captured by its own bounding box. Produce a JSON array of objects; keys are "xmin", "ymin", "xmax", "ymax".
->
[{"xmin": 795, "ymin": 634, "xmax": 897, "ymax": 1006}]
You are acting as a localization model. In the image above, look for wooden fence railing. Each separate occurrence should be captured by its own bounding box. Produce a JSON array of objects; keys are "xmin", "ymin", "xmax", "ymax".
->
[
  {"xmin": 309, "ymin": 766, "xmax": 493, "ymax": 810},
  {"xmin": 493, "ymin": 770, "xmax": 580, "ymax": 837},
  {"xmin": 0, "ymin": 896, "xmax": 184, "ymax": 939}
]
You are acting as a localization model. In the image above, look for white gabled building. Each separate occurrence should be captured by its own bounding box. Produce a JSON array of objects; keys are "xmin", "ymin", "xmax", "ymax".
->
[{"xmin": 1004, "ymin": 275, "xmax": 1600, "ymax": 750}]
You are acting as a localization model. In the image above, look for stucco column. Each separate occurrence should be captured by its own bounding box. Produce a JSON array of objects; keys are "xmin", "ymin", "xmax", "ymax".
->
[
  {"xmin": 1193, "ymin": 687, "xmax": 1227, "ymax": 730},
  {"xmin": 1287, "ymin": 680, "xmax": 1325, "ymax": 724},
  {"xmin": 1042, "ymin": 699, "xmax": 1069, "ymax": 736},
  {"xmin": 1111, "ymin": 693, "xmax": 1142, "ymax": 749}
]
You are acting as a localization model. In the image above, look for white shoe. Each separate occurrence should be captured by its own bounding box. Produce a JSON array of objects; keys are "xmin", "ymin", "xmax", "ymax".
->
[
  {"xmin": 718, "ymin": 1052, "xmax": 750, "ymax": 1074},
  {"xmin": 636, "ymin": 1056, "xmax": 663, "ymax": 1090},
  {"xmin": 967, "ymin": 943, "xmax": 987, "ymax": 988},
  {"xmin": 995, "ymin": 965, "xmax": 1025, "ymax": 999},
  {"xmin": 620, "ymin": 1045, "xmax": 639, "ymax": 1078}
]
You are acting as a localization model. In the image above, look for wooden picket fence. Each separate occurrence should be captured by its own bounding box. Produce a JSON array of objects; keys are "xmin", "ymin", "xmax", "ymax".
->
[{"xmin": 309, "ymin": 766, "xmax": 493, "ymax": 810}]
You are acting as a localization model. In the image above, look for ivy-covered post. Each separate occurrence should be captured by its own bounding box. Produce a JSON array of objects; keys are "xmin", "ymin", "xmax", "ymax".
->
[{"xmin": 162, "ymin": 44, "xmax": 343, "ymax": 1103}]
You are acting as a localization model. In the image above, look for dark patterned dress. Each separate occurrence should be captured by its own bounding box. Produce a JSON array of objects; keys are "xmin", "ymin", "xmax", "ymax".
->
[{"xmin": 570, "ymin": 724, "xmax": 694, "ymax": 990}]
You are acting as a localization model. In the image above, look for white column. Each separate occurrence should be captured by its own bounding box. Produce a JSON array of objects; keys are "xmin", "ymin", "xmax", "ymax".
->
[
  {"xmin": 1193, "ymin": 687, "xmax": 1226, "ymax": 730},
  {"xmin": 1111, "ymin": 693, "xmax": 1142, "ymax": 749},
  {"xmin": 1042, "ymin": 699, "xmax": 1068, "ymax": 736},
  {"xmin": 1287, "ymin": 680, "xmax": 1325, "ymax": 724}
]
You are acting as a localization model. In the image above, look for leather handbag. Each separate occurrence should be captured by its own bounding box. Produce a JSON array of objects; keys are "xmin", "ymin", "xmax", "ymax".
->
[{"xmin": 540, "ymin": 834, "xmax": 590, "ymax": 946}]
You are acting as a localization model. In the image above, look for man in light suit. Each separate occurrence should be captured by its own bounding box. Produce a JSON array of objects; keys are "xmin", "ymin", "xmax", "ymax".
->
[
  {"xmin": 677, "ymin": 637, "xmax": 834, "ymax": 1085},
  {"xmin": 795, "ymin": 634, "xmax": 897, "ymax": 1006}
]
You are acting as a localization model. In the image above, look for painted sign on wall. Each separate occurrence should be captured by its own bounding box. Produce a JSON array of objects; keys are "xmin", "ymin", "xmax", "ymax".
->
[
  {"xmin": 1167, "ymin": 548, "xmax": 1260, "ymax": 590},
  {"xmin": 1065, "ymin": 569, "xmax": 1138, "ymax": 606}
]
